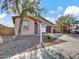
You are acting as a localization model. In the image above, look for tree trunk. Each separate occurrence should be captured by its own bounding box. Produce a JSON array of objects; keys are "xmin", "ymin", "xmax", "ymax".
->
[{"xmin": 16, "ymin": 16, "xmax": 23, "ymax": 40}]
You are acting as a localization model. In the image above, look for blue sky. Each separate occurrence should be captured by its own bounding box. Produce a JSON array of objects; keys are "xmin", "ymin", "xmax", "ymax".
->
[{"xmin": 0, "ymin": 0, "xmax": 79, "ymax": 27}]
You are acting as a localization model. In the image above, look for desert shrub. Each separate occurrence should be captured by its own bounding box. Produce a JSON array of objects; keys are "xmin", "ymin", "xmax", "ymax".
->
[{"xmin": 47, "ymin": 34, "xmax": 52, "ymax": 39}]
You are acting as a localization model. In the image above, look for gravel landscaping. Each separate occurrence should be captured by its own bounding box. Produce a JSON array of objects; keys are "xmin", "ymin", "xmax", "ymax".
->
[{"xmin": 0, "ymin": 34, "xmax": 64, "ymax": 59}]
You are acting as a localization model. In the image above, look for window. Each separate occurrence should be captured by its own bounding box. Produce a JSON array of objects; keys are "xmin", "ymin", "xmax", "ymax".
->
[{"xmin": 22, "ymin": 20, "xmax": 29, "ymax": 30}]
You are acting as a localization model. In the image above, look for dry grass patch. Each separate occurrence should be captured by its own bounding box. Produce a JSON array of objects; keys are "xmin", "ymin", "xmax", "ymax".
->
[{"xmin": 51, "ymin": 39, "xmax": 67, "ymax": 45}]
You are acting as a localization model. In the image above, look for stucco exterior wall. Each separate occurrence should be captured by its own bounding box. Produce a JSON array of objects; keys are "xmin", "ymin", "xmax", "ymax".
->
[
  {"xmin": 21, "ymin": 18, "xmax": 35, "ymax": 35},
  {"xmin": 51, "ymin": 26, "xmax": 54, "ymax": 33},
  {"xmin": 14, "ymin": 17, "xmax": 35, "ymax": 35}
]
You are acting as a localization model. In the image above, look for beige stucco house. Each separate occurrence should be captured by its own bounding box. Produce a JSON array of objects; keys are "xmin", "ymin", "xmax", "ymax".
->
[{"xmin": 12, "ymin": 16, "xmax": 54, "ymax": 35}]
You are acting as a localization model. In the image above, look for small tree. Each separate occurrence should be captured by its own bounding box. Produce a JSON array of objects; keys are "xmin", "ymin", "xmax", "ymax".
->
[{"xmin": 1, "ymin": 0, "xmax": 44, "ymax": 38}]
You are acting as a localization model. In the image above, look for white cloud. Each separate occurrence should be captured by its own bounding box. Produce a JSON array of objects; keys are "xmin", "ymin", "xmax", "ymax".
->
[
  {"xmin": 0, "ymin": 13, "xmax": 6, "ymax": 25},
  {"xmin": 50, "ymin": 10, "xmax": 55, "ymax": 14},
  {"xmin": 0, "ymin": 19, "xmax": 4, "ymax": 24},
  {"xmin": 57, "ymin": 6, "xmax": 63, "ymax": 12},
  {"xmin": 3, "ymin": 21, "xmax": 14, "ymax": 27},
  {"xmin": 45, "ymin": 17, "xmax": 56, "ymax": 24},
  {"xmin": 0, "ymin": 13, "xmax": 14, "ymax": 27},
  {"xmin": 0, "ymin": 20, "xmax": 14, "ymax": 27},
  {"xmin": 64, "ymin": 6, "xmax": 79, "ymax": 16},
  {"xmin": 58, "ymin": 14, "xmax": 61, "ymax": 18},
  {"xmin": 0, "ymin": 13, "xmax": 6, "ymax": 19}
]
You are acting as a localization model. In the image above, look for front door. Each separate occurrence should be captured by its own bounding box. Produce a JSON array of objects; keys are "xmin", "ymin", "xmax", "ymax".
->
[
  {"xmin": 35, "ymin": 22, "xmax": 38, "ymax": 34},
  {"xmin": 46, "ymin": 26, "xmax": 51, "ymax": 33}
]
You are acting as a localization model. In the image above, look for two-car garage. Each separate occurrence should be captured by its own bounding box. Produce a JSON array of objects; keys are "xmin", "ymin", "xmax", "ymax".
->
[{"xmin": 40, "ymin": 17, "xmax": 54, "ymax": 33}]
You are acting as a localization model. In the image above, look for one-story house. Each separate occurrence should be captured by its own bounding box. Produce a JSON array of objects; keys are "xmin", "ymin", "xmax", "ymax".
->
[
  {"xmin": 0, "ymin": 24, "xmax": 14, "ymax": 36},
  {"xmin": 12, "ymin": 16, "xmax": 54, "ymax": 35}
]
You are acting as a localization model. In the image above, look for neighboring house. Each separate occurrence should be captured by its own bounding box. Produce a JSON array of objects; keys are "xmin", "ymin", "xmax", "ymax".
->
[
  {"xmin": 0, "ymin": 24, "xmax": 14, "ymax": 36},
  {"xmin": 12, "ymin": 16, "xmax": 54, "ymax": 35}
]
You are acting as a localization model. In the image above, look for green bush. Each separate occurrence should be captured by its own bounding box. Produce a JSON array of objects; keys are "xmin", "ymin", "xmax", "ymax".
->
[{"xmin": 47, "ymin": 34, "xmax": 52, "ymax": 39}]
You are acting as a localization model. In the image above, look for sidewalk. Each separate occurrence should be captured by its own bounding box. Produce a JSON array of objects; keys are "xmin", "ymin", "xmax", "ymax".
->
[
  {"xmin": 58, "ymin": 34, "xmax": 79, "ymax": 41},
  {"xmin": 54, "ymin": 41, "xmax": 79, "ymax": 56}
]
